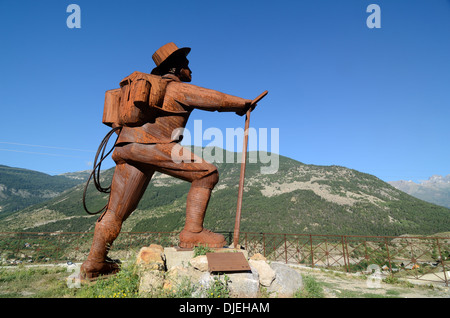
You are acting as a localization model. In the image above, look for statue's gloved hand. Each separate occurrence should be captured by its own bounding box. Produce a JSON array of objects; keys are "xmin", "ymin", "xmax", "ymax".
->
[{"xmin": 236, "ymin": 101, "xmax": 257, "ymax": 116}]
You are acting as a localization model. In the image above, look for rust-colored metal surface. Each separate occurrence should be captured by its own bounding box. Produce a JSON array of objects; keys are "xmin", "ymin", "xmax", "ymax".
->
[
  {"xmin": 80, "ymin": 42, "xmax": 267, "ymax": 279},
  {"xmin": 233, "ymin": 91, "xmax": 268, "ymax": 247},
  {"xmin": 206, "ymin": 252, "xmax": 251, "ymax": 273}
]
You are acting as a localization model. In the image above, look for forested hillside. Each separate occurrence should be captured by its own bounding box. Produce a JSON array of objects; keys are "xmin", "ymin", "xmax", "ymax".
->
[{"xmin": 0, "ymin": 148, "xmax": 449, "ymax": 236}]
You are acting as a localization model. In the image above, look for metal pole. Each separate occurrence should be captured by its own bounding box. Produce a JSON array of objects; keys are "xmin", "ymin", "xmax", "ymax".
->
[
  {"xmin": 344, "ymin": 236, "xmax": 351, "ymax": 272},
  {"xmin": 263, "ymin": 233, "xmax": 266, "ymax": 257},
  {"xmin": 341, "ymin": 236, "xmax": 349, "ymax": 272},
  {"xmin": 284, "ymin": 234, "xmax": 288, "ymax": 264},
  {"xmin": 384, "ymin": 237, "xmax": 393, "ymax": 273},
  {"xmin": 309, "ymin": 234, "xmax": 314, "ymax": 268},
  {"xmin": 436, "ymin": 238, "xmax": 448, "ymax": 286},
  {"xmin": 233, "ymin": 109, "xmax": 251, "ymax": 247},
  {"xmin": 233, "ymin": 91, "xmax": 268, "ymax": 247}
]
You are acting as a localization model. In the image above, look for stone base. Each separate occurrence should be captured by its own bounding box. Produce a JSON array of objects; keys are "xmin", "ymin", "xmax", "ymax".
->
[
  {"xmin": 164, "ymin": 247, "xmax": 194, "ymax": 271},
  {"xmin": 137, "ymin": 245, "xmax": 303, "ymax": 298}
]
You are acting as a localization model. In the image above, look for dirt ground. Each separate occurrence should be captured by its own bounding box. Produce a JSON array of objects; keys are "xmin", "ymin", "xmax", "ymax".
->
[
  {"xmin": 292, "ymin": 265, "xmax": 449, "ymax": 298},
  {"xmin": 1, "ymin": 262, "xmax": 448, "ymax": 298}
]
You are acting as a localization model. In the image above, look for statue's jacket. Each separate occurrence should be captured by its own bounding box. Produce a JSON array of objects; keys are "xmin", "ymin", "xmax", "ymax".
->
[{"xmin": 116, "ymin": 74, "xmax": 251, "ymax": 145}]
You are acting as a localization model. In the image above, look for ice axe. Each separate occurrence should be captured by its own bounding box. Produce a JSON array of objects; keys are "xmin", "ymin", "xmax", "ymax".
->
[{"xmin": 233, "ymin": 90, "xmax": 268, "ymax": 248}]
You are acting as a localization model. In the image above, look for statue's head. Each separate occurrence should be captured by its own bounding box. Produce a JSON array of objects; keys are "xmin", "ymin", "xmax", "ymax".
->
[{"xmin": 151, "ymin": 42, "xmax": 192, "ymax": 82}]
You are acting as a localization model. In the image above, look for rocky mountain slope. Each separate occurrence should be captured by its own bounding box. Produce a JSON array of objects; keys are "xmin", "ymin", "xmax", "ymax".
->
[
  {"xmin": 389, "ymin": 175, "xmax": 450, "ymax": 209},
  {"xmin": 0, "ymin": 165, "xmax": 87, "ymax": 216},
  {"xmin": 0, "ymin": 148, "xmax": 449, "ymax": 236}
]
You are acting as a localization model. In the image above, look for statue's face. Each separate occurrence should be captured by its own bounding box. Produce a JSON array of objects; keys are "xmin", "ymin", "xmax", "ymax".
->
[{"xmin": 179, "ymin": 67, "xmax": 192, "ymax": 82}]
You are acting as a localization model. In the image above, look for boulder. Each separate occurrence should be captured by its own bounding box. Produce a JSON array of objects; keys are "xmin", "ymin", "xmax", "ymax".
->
[
  {"xmin": 227, "ymin": 268, "xmax": 260, "ymax": 298},
  {"xmin": 164, "ymin": 266, "xmax": 213, "ymax": 298},
  {"xmin": 267, "ymin": 263, "xmax": 303, "ymax": 297},
  {"xmin": 250, "ymin": 253, "xmax": 267, "ymax": 261},
  {"xmin": 164, "ymin": 265, "xmax": 204, "ymax": 291},
  {"xmin": 136, "ymin": 244, "xmax": 165, "ymax": 271},
  {"xmin": 189, "ymin": 255, "xmax": 209, "ymax": 272},
  {"xmin": 139, "ymin": 270, "xmax": 165, "ymax": 295},
  {"xmin": 249, "ymin": 259, "xmax": 275, "ymax": 287},
  {"xmin": 164, "ymin": 247, "xmax": 194, "ymax": 270}
]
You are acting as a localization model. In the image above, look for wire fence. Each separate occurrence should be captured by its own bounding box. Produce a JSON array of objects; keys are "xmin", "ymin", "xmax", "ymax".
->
[{"xmin": 1, "ymin": 231, "xmax": 449, "ymax": 286}]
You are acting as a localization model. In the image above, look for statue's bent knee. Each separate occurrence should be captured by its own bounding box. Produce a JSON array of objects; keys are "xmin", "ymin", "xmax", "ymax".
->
[{"xmin": 192, "ymin": 169, "xmax": 219, "ymax": 190}]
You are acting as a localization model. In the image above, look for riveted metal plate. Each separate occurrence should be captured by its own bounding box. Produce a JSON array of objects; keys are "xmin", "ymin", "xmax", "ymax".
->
[{"xmin": 206, "ymin": 252, "xmax": 251, "ymax": 272}]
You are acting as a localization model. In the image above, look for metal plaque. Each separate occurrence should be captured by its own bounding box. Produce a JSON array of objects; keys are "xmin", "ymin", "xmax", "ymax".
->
[{"xmin": 206, "ymin": 252, "xmax": 251, "ymax": 272}]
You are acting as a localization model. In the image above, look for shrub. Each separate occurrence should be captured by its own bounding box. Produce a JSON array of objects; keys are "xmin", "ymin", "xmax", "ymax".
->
[
  {"xmin": 193, "ymin": 245, "xmax": 214, "ymax": 257},
  {"xmin": 204, "ymin": 274, "xmax": 230, "ymax": 298}
]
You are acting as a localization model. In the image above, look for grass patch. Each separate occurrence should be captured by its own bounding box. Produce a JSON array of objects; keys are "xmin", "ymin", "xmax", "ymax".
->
[
  {"xmin": 193, "ymin": 245, "xmax": 214, "ymax": 257},
  {"xmin": 294, "ymin": 275, "xmax": 325, "ymax": 298},
  {"xmin": 76, "ymin": 262, "xmax": 140, "ymax": 298},
  {"xmin": 0, "ymin": 265, "xmax": 72, "ymax": 298}
]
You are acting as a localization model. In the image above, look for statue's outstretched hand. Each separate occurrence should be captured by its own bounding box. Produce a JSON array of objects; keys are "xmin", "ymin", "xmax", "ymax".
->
[
  {"xmin": 236, "ymin": 101, "xmax": 256, "ymax": 116},
  {"xmin": 235, "ymin": 91, "xmax": 267, "ymax": 116}
]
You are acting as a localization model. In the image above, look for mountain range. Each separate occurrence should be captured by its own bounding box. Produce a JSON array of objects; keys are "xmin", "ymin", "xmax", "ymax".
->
[
  {"xmin": 389, "ymin": 175, "xmax": 450, "ymax": 209},
  {"xmin": 0, "ymin": 165, "xmax": 87, "ymax": 216},
  {"xmin": 0, "ymin": 148, "xmax": 449, "ymax": 237}
]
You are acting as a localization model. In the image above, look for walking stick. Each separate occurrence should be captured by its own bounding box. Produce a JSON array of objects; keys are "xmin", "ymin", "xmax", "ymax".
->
[{"xmin": 233, "ymin": 90, "xmax": 268, "ymax": 248}]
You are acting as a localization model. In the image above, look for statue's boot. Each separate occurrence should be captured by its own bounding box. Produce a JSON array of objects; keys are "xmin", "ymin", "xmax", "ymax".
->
[
  {"xmin": 179, "ymin": 187, "xmax": 226, "ymax": 248},
  {"xmin": 80, "ymin": 212, "xmax": 122, "ymax": 280}
]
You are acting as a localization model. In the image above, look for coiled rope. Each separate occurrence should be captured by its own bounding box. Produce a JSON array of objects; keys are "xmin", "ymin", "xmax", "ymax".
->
[{"xmin": 82, "ymin": 126, "xmax": 121, "ymax": 215}]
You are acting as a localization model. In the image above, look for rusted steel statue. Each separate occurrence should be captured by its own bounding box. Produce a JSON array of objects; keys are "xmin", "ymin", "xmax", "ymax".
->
[{"xmin": 80, "ymin": 42, "xmax": 265, "ymax": 279}]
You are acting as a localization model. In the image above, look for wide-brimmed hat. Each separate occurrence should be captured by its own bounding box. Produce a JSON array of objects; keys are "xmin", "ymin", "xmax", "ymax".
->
[{"xmin": 151, "ymin": 42, "xmax": 191, "ymax": 75}]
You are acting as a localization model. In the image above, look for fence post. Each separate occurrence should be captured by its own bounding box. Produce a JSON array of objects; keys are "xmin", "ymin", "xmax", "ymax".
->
[
  {"xmin": 56, "ymin": 233, "xmax": 63, "ymax": 262},
  {"xmin": 15, "ymin": 232, "xmax": 23, "ymax": 259},
  {"xmin": 284, "ymin": 234, "xmax": 288, "ymax": 264},
  {"xmin": 263, "ymin": 233, "xmax": 266, "ymax": 258},
  {"xmin": 309, "ymin": 234, "xmax": 314, "ymax": 268},
  {"xmin": 244, "ymin": 232, "xmax": 247, "ymax": 250},
  {"xmin": 435, "ymin": 238, "xmax": 449, "ymax": 287},
  {"xmin": 341, "ymin": 236, "xmax": 348, "ymax": 272},
  {"xmin": 344, "ymin": 236, "xmax": 351, "ymax": 272},
  {"xmin": 364, "ymin": 239, "xmax": 369, "ymax": 262},
  {"xmin": 384, "ymin": 237, "xmax": 393, "ymax": 273}
]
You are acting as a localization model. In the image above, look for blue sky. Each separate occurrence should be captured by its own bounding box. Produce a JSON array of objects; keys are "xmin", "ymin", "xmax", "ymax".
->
[{"xmin": 0, "ymin": 0, "xmax": 449, "ymax": 183}]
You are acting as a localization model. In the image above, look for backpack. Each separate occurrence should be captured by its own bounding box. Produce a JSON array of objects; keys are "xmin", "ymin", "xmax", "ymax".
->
[{"xmin": 102, "ymin": 71, "xmax": 171, "ymax": 127}]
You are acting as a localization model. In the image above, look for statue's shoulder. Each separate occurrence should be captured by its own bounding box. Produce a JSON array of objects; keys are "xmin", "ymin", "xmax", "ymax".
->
[{"xmin": 119, "ymin": 71, "xmax": 168, "ymax": 87}]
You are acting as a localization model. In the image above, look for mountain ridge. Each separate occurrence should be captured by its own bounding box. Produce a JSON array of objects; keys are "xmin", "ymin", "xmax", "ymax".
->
[
  {"xmin": 0, "ymin": 164, "xmax": 87, "ymax": 216},
  {"xmin": 389, "ymin": 174, "xmax": 450, "ymax": 209},
  {"xmin": 0, "ymin": 148, "xmax": 449, "ymax": 237}
]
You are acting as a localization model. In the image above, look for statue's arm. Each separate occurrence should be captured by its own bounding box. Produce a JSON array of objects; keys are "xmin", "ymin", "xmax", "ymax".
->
[{"xmin": 166, "ymin": 82, "xmax": 252, "ymax": 113}]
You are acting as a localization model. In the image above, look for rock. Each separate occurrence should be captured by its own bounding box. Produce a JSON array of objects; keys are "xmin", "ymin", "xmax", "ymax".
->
[
  {"xmin": 198, "ymin": 271, "xmax": 213, "ymax": 289},
  {"xmin": 136, "ymin": 244, "xmax": 165, "ymax": 271},
  {"xmin": 164, "ymin": 247, "xmax": 194, "ymax": 270},
  {"xmin": 249, "ymin": 259, "xmax": 275, "ymax": 287},
  {"xmin": 250, "ymin": 253, "xmax": 266, "ymax": 261},
  {"xmin": 139, "ymin": 270, "xmax": 165, "ymax": 295},
  {"xmin": 149, "ymin": 244, "xmax": 164, "ymax": 252},
  {"xmin": 189, "ymin": 255, "xmax": 209, "ymax": 272},
  {"xmin": 164, "ymin": 265, "xmax": 204, "ymax": 291},
  {"xmin": 267, "ymin": 263, "xmax": 303, "ymax": 297},
  {"xmin": 163, "ymin": 266, "xmax": 213, "ymax": 298},
  {"xmin": 227, "ymin": 268, "xmax": 260, "ymax": 298}
]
